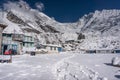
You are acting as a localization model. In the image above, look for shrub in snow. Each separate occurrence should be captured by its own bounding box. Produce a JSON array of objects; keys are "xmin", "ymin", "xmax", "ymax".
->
[{"xmin": 112, "ymin": 57, "xmax": 120, "ymax": 66}]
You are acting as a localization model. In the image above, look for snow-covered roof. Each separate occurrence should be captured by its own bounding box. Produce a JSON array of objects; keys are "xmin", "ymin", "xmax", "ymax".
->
[
  {"xmin": 3, "ymin": 24, "xmax": 23, "ymax": 34},
  {"xmin": 43, "ymin": 44, "xmax": 62, "ymax": 47}
]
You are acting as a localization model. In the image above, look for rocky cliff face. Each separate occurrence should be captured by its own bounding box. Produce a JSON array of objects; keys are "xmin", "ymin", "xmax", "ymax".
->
[{"xmin": 78, "ymin": 10, "xmax": 120, "ymax": 36}]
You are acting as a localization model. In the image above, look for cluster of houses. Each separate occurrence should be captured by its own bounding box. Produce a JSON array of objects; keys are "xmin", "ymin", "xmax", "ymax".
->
[
  {"xmin": 0, "ymin": 24, "xmax": 120, "ymax": 55},
  {"xmin": 62, "ymin": 39, "xmax": 120, "ymax": 54},
  {"xmin": 85, "ymin": 49, "xmax": 120, "ymax": 54},
  {"xmin": 0, "ymin": 24, "xmax": 62, "ymax": 55},
  {"xmin": 35, "ymin": 44, "xmax": 62, "ymax": 54}
]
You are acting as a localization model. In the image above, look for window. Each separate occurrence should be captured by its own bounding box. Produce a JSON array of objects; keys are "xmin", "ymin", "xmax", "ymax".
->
[
  {"xmin": 25, "ymin": 36, "xmax": 27, "ymax": 41},
  {"xmin": 25, "ymin": 43, "xmax": 28, "ymax": 47},
  {"xmin": 7, "ymin": 34, "xmax": 11, "ymax": 37},
  {"xmin": 54, "ymin": 47, "xmax": 56, "ymax": 50},
  {"xmin": 23, "ymin": 43, "xmax": 25, "ymax": 46},
  {"xmin": 28, "ymin": 43, "xmax": 30, "ymax": 47},
  {"xmin": 30, "ymin": 37, "xmax": 32, "ymax": 41},
  {"xmin": 50, "ymin": 47, "xmax": 52, "ymax": 50},
  {"xmin": 30, "ymin": 43, "xmax": 33, "ymax": 47},
  {"xmin": 27, "ymin": 37, "xmax": 29, "ymax": 41}
]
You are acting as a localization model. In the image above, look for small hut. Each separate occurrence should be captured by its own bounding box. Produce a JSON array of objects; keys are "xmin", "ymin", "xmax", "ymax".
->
[{"xmin": 35, "ymin": 44, "xmax": 62, "ymax": 54}]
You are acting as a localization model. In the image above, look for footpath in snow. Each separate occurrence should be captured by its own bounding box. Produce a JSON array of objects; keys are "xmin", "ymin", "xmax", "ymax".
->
[
  {"xmin": 0, "ymin": 53, "xmax": 119, "ymax": 80},
  {"xmin": 53, "ymin": 53, "xmax": 107, "ymax": 80}
]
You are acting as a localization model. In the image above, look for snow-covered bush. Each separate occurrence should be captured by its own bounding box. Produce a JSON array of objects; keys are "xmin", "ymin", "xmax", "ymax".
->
[{"xmin": 112, "ymin": 57, "xmax": 120, "ymax": 66}]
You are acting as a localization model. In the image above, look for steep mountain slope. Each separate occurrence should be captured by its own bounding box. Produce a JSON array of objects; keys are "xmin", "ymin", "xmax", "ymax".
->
[
  {"xmin": 77, "ymin": 10, "xmax": 120, "ymax": 49},
  {"xmin": 1, "ymin": 1, "xmax": 120, "ymax": 50},
  {"xmin": 0, "ymin": 1, "xmax": 78, "ymax": 45},
  {"xmin": 78, "ymin": 10, "xmax": 120, "ymax": 36}
]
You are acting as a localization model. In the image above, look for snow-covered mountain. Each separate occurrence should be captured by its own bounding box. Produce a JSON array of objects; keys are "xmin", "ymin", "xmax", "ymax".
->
[
  {"xmin": 0, "ymin": 1, "xmax": 78, "ymax": 45},
  {"xmin": 1, "ymin": 1, "xmax": 120, "ymax": 50},
  {"xmin": 77, "ymin": 10, "xmax": 120, "ymax": 49}
]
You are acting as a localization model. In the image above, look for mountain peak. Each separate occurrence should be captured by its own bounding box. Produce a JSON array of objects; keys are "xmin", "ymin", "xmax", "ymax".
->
[{"xmin": 1, "ymin": 2, "xmax": 120, "ymax": 49}]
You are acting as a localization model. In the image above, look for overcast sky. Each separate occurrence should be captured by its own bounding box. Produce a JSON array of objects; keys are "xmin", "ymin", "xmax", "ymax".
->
[{"xmin": 0, "ymin": 0, "xmax": 120, "ymax": 23}]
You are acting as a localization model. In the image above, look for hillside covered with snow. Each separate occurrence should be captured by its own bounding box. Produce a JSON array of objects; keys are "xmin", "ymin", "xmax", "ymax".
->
[
  {"xmin": 1, "ymin": 0, "xmax": 120, "ymax": 50},
  {"xmin": 77, "ymin": 10, "xmax": 120, "ymax": 49}
]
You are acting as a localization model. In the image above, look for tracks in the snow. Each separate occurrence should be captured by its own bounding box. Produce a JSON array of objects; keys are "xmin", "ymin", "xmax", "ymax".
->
[{"xmin": 53, "ymin": 54, "xmax": 107, "ymax": 80}]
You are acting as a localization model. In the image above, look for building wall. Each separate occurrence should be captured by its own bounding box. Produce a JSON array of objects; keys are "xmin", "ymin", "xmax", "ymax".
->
[
  {"xmin": 22, "ymin": 35, "xmax": 35, "ymax": 53},
  {"xmin": 86, "ymin": 50, "xmax": 114, "ymax": 54},
  {"xmin": 114, "ymin": 50, "xmax": 120, "ymax": 53},
  {"xmin": 46, "ymin": 46, "xmax": 59, "ymax": 53},
  {"xmin": 2, "ymin": 34, "xmax": 22, "ymax": 55},
  {"xmin": 23, "ymin": 35, "xmax": 34, "ymax": 48},
  {"xmin": 1, "ymin": 32, "xmax": 35, "ymax": 55},
  {"xmin": 24, "ymin": 36, "xmax": 34, "ymax": 42},
  {"xmin": 96, "ymin": 50, "xmax": 113, "ymax": 53},
  {"xmin": 0, "ymin": 25, "xmax": 6, "ymax": 53},
  {"xmin": 0, "ymin": 27, "xmax": 3, "ymax": 53},
  {"xmin": 23, "ymin": 42, "xmax": 34, "ymax": 48},
  {"xmin": 35, "ymin": 44, "xmax": 62, "ymax": 54}
]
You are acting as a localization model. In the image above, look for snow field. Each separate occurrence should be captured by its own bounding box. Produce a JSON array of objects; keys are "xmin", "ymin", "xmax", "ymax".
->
[
  {"xmin": 53, "ymin": 54, "xmax": 107, "ymax": 80},
  {"xmin": 0, "ymin": 53, "xmax": 119, "ymax": 80}
]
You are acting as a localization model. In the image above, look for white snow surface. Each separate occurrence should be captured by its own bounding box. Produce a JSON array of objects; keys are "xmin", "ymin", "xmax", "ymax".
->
[
  {"xmin": 112, "ymin": 57, "xmax": 120, "ymax": 66},
  {"xmin": 0, "ymin": 53, "xmax": 119, "ymax": 80}
]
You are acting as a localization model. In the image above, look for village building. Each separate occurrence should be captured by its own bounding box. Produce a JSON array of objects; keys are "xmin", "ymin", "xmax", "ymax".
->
[
  {"xmin": 86, "ymin": 50, "xmax": 96, "ymax": 53},
  {"xmin": 96, "ymin": 49, "xmax": 114, "ymax": 54},
  {"xmin": 85, "ymin": 48, "xmax": 115, "ymax": 54},
  {"xmin": 113, "ymin": 49, "xmax": 120, "ymax": 53},
  {"xmin": 2, "ymin": 25, "xmax": 24, "ymax": 55},
  {"xmin": 0, "ymin": 24, "xmax": 7, "ymax": 54},
  {"xmin": 35, "ymin": 44, "xmax": 62, "ymax": 54},
  {"xmin": 45, "ymin": 44, "xmax": 62, "ymax": 53},
  {"xmin": 22, "ymin": 33, "xmax": 35, "ymax": 53}
]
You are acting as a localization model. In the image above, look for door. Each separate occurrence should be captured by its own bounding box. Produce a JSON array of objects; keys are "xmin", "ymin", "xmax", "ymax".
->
[
  {"xmin": 3, "ymin": 45, "xmax": 8, "ymax": 54},
  {"xmin": 58, "ymin": 47, "xmax": 62, "ymax": 52},
  {"xmin": 12, "ymin": 45, "xmax": 17, "ymax": 55}
]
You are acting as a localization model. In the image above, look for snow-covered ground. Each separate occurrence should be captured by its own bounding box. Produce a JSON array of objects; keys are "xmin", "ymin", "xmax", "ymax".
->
[{"xmin": 0, "ymin": 53, "xmax": 119, "ymax": 80}]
